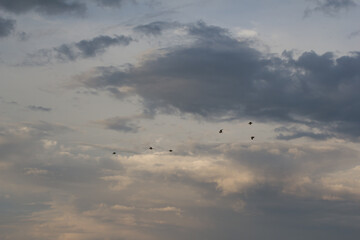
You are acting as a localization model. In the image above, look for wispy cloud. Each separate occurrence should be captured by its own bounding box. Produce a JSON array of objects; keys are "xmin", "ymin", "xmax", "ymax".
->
[
  {"xmin": 96, "ymin": 0, "xmax": 130, "ymax": 7},
  {"xmin": 133, "ymin": 21, "xmax": 181, "ymax": 36},
  {"xmin": 96, "ymin": 116, "xmax": 141, "ymax": 133},
  {"xmin": 349, "ymin": 29, "xmax": 360, "ymax": 38},
  {"xmin": 24, "ymin": 34, "xmax": 134, "ymax": 65},
  {"xmin": 27, "ymin": 105, "xmax": 52, "ymax": 112},
  {"xmin": 304, "ymin": 0, "xmax": 357, "ymax": 17},
  {"xmin": 0, "ymin": 0, "xmax": 86, "ymax": 16}
]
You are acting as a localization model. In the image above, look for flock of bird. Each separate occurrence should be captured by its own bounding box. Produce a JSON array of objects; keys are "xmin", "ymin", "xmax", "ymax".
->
[{"xmin": 112, "ymin": 121, "xmax": 254, "ymax": 155}]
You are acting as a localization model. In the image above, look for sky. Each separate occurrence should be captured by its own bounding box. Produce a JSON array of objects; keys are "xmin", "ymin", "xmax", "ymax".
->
[{"xmin": 1, "ymin": 0, "xmax": 360, "ymax": 239}]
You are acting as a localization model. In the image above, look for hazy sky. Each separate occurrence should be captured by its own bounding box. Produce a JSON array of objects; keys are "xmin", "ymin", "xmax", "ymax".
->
[{"xmin": 1, "ymin": 0, "xmax": 360, "ymax": 239}]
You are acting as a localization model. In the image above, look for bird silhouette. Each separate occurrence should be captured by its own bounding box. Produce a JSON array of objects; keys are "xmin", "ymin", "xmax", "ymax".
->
[
  {"xmin": 219, "ymin": 129, "xmax": 223, "ymax": 133},
  {"xmin": 169, "ymin": 149, "xmax": 173, "ymax": 152},
  {"xmin": 149, "ymin": 147, "xmax": 153, "ymax": 150},
  {"xmin": 251, "ymin": 136, "xmax": 255, "ymax": 140},
  {"xmin": 113, "ymin": 152, "xmax": 116, "ymax": 155},
  {"xmin": 248, "ymin": 122, "xmax": 252, "ymax": 125}
]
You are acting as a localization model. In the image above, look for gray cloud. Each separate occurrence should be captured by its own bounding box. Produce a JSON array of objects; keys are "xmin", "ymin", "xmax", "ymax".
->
[
  {"xmin": 72, "ymin": 35, "xmax": 133, "ymax": 58},
  {"xmin": 349, "ymin": 29, "xmax": 360, "ymax": 39},
  {"xmin": 25, "ymin": 34, "xmax": 133, "ymax": 64},
  {"xmin": 275, "ymin": 126, "xmax": 335, "ymax": 140},
  {"xmin": 24, "ymin": 121, "xmax": 73, "ymax": 137},
  {"xmin": 304, "ymin": 0, "xmax": 357, "ymax": 17},
  {"xmin": 75, "ymin": 21, "xmax": 360, "ymax": 140},
  {"xmin": 133, "ymin": 20, "xmax": 233, "ymax": 43},
  {"xmin": 16, "ymin": 31, "xmax": 30, "ymax": 41},
  {"xmin": 97, "ymin": 116, "xmax": 141, "ymax": 133},
  {"xmin": 0, "ymin": 16, "xmax": 15, "ymax": 38},
  {"xmin": 96, "ymin": 0, "xmax": 127, "ymax": 7},
  {"xmin": 2, "ymin": 119, "xmax": 360, "ymax": 239},
  {"xmin": 277, "ymin": 131, "xmax": 333, "ymax": 140},
  {"xmin": 96, "ymin": 113, "xmax": 153, "ymax": 133},
  {"xmin": 0, "ymin": 0, "xmax": 86, "ymax": 16},
  {"xmin": 27, "ymin": 105, "xmax": 52, "ymax": 112},
  {"xmin": 187, "ymin": 20, "xmax": 235, "ymax": 44},
  {"xmin": 133, "ymin": 21, "xmax": 181, "ymax": 36}
]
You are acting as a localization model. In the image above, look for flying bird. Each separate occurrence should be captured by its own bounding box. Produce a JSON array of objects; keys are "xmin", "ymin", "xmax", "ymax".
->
[
  {"xmin": 219, "ymin": 129, "xmax": 223, "ymax": 133},
  {"xmin": 149, "ymin": 147, "xmax": 153, "ymax": 150},
  {"xmin": 169, "ymin": 149, "xmax": 173, "ymax": 152},
  {"xmin": 248, "ymin": 122, "xmax": 253, "ymax": 125},
  {"xmin": 251, "ymin": 136, "xmax": 255, "ymax": 140},
  {"xmin": 113, "ymin": 152, "xmax": 116, "ymax": 155}
]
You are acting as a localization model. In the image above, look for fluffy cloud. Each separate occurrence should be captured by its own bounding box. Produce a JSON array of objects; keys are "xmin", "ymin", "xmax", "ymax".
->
[
  {"xmin": 75, "ymin": 21, "xmax": 360, "ymax": 140},
  {"xmin": 2, "ymin": 119, "xmax": 360, "ymax": 239}
]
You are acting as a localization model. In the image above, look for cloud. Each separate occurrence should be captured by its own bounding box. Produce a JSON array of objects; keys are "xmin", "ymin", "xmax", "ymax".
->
[
  {"xmin": 16, "ymin": 31, "xmax": 30, "ymax": 41},
  {"xmin": 0, "ymin": 0, "xmax": 86, "ymax": 16},
  {"xmin": 96, "ymin": 116, "xmax": 141, "ymax": 133},
  {"xmin": 27, "ymin": 105, "xmax": 52, "ymax": 112},
  {"xmin": 24, "ymin": 167, "xmax": 49, "ymax": 175},
  {"xmin": 25, "ymin": 34, "xmax": 134, "ymax": 64},
  {"xmin": 2, "ymin": 119, "xmax": 360, "ymax": 239},
  {"xmin": 349, "ymin": 29, "xmax": 360, "ymax": 39},
  {"xmin": 24, "ymin": 121, "xmax": 73, "ymax": 136},
  {"xmin": 95, "ymin": 113, "xmax": 152, "ymax": 133},
  {"xmin": 74, "ymin": 21, "xmax": 360, "ymax": 140},
  {"xmin": 133, "ymin": 21, "xmax": 181, "ymax": 36},
  {"xmin": 133, "ymin": 20, "xmax": 232, "ymax": 43},
  {"xmin": 0, "ymin": 16, "xmax": 15, "ymax": 38},
  {"xmin": 95, "ymin": 0, "xmax": 128, "ymax": 7},
  {"xmin": 186, "ymin": 20, "xmax": 235, "ymax": 44},
  {"xmin": 275, "ymin": 126, "xmax": 335, "ymax": 140},
  {"xmin": 304, "ymin": 0, "xmax": 357, "ymax": 17},
  {"xmin": 72, "ymin": 35, "xmax": 133, "ymax": 58}
]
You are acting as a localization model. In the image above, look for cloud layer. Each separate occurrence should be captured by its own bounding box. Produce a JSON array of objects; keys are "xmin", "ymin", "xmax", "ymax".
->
[{"xmin": 2, "ymin": 120, "xmax": 360, "ymax": 240}]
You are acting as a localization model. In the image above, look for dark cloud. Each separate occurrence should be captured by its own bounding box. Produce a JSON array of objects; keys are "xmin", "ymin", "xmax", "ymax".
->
[
  {"xmin": 304, "ymin": 0, "xmax": 357, "ymax": 17},
  {"xmin": 133, "ymin": 21, "xmax": 181, "ymax": 36},
  {"xmin": 75, "ymin": 21, "xmax": 360, "ymax": 140},
  {"xmin": 187, "ymin": 21, "xmax": 235, "ymax": 44},
  {"xmin": 27, "ymin": 105, "xmax": 52, "ymax": 112},
  {"xmin": 0, "ymin": 0, "xmax": 86, "ymax": 16},
  {"xmin": 25, "ymin": 34, "xmax": 133, "ymax": 64},
  {"xmin": 0, "ymin": 16, "xmax": 15, "ymax": 38},
  {"xmin": 73, "ymin": 35, "xmax": 133, "ymax": 58}
]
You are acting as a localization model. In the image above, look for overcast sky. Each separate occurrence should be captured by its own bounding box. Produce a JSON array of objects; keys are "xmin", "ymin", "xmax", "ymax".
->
[{"xmin": 1, "ymin": 0, "xmax": 360, "ymax": 239}]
